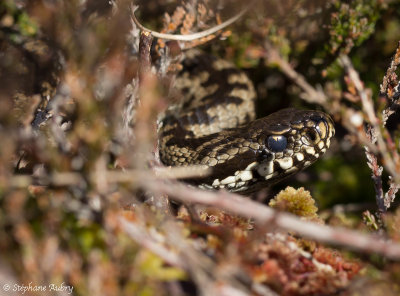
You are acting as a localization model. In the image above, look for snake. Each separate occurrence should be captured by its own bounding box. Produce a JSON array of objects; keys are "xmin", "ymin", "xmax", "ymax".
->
[{"xmin": 158, "ymin": 50, "xmax": 335, "ymax": 194}]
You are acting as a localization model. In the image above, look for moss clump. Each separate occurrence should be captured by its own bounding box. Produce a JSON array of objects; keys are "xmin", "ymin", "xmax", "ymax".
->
[{"xmin": 269, "ymin": 187, "xmax": 319, "ymax": 220}]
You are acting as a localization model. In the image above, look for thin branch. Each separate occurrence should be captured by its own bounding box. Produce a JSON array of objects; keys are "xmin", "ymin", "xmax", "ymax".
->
[
  {"xmin": 119, "ymin": 217, "xmax": 185, "ymax": 268},
  {"xmin": 363, "ymin": 125, "xmax": 386, "ymax": 220},
  {"xmin": 131, "ymin": 3, "xmax": 253, "ymax": 41},
  {"xmin": 384, "ymin": 176, "xmax": 400, "ymax": 209},
  {"xmin": 10, "ymin": 173, "xmax": 83, "ymax": 187},
  {"xmin": 339, "ymin": 55, "xmax": 400, "ymax": 183},
  {"xmin": 12, "ymin": 169, "xmax": 400, "ymax": 259},
  {"xmin": 153, "ymin": 165, "xmax": 211, "ymax": 179},
  {"xmin": 139, "ymin": 30, "xmax": 153, "ymax": 80},
  {"xmin": 263, "ymin": 41, "xmax": 328, "ymax": 107},
  {"xmin": 145, "ymin": 179, "xmax": 400, "ymax": 260},
  {"xmin": 9, "ymin": 166, "xmax": 209, "ymax": 188},
  {"xmin": 380, "ymin": 42, "xmax": 400, "ymax": 95},
  {"xmin": 120, "ymin": 211, "xmax": 254, "ymax": 296}
]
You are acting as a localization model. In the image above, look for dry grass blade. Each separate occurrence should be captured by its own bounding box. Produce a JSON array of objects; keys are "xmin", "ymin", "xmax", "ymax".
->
[{"xmin": 131, "ymin": 2, "xmax": 255, "ymax": 41}]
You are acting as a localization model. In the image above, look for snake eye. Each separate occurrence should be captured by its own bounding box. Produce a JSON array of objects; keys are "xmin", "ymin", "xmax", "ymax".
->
[{"xmin": 266, "ymin": 135, "xmax": 287, "ymax": 152}]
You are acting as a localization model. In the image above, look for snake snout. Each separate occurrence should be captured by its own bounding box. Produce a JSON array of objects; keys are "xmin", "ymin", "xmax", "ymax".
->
[
  {"xmin": 309, "ymin": 113, "xmax": 335, "ymax": 143},
  {"xmin": 300, "ymin": 112, "xmax": 335, "ymax": 161}
]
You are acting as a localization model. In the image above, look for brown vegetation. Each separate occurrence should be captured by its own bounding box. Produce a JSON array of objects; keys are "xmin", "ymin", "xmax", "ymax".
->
[{"xmin": 1, "ymin": 0, "xmax": 400, "ymax": 295}]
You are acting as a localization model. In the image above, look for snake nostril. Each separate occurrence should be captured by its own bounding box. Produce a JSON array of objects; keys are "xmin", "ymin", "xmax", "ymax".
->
[{"xmin": 306, "ymin": 130, "xmax": 317, "ymax": 142}]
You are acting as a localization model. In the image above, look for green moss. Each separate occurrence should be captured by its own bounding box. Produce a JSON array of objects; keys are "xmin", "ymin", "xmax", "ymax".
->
[
  {"xmin": 59, "ymin": 212, "xmax": 107, "ymax": 256},
  {"xmin": 269, "ymin": 186, "xmax": 319, "ymax": 219},
  {"xmin": 137, "ymin": 250, "xmax": 186, "ymax": 281}
]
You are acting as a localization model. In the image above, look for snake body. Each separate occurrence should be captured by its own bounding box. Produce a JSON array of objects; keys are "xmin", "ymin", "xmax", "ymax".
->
[{"xmin": 158, "ymin": 51, "xmax": 335, "ymax": 194}]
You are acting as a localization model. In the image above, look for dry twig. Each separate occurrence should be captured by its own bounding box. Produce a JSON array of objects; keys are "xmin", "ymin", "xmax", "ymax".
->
[
  {"xmin": 120, "ymin": 212, "xmax": 255, "ymax": 296},
  {"xmin": 340, "ymin": 55, "xmax": 400, "ymax": 215},
  {"xmin": 364, "ymin": 127, "xmax": 385, "ymax": 217},
  {"xmin": 144, "ymin": 178, "xmax": 400, "ymax": 260},
  {"xmin": 263, "ymin": 41, "xmax": 329, "ymax": 107},
  {"xmin": 12, "ymin": 168, "xmax": 400, "ymax": 259},
  {"xmin": 384, "ymin": 176, "xmax": 400, "ymax": 209},
  {"xmin": 380, "ymin": 42, "xmax": 400, "ymax": 126},
  {"xmin": 131, "ymin": 3, "xmax": 253, "ymax": 42}
]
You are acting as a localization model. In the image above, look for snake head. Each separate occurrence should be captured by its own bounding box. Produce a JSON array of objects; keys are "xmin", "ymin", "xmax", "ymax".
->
[
  {"xmin": 204, "ymin": 108, "xmax": 335, "ymax": 193},
  {"xmin": 253, "ymin": 108, "xmax": 335, "ymax": 185}
]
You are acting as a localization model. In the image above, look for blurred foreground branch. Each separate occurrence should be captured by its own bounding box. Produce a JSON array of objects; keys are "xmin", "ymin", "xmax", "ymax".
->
[
  {"xmin": 145, "ymin": 179, "xmax": 400, "ymax": 259},
  {"xmin": 11, "ymin": 168, "xmax": 400, "ymax": 259}
]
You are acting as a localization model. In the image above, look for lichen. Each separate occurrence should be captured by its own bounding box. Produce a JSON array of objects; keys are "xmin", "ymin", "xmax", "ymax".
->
[{"xmin": 269, "ymin": 187, "xmax": 320, "ymax": 220}]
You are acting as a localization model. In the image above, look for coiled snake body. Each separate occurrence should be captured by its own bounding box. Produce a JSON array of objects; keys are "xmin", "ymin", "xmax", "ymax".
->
[{"xmin": 158, "ymin": 51, "xmax": 335, "ymax": 194}]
